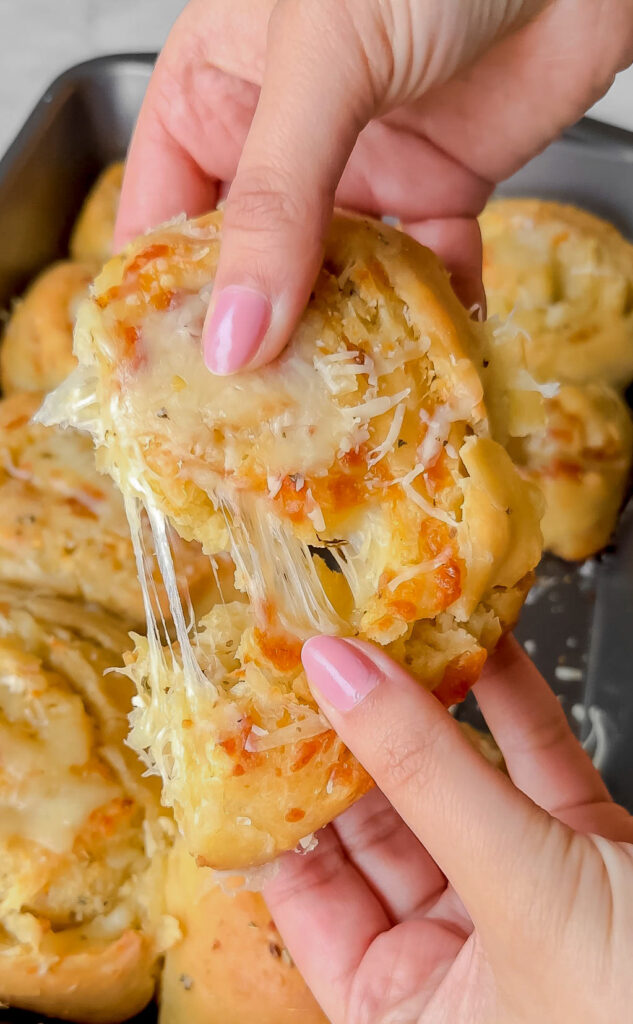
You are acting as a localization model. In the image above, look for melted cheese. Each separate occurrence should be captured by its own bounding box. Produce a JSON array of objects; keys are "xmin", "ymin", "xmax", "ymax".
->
[
  {"xmin": 39, "ymin": 212, "xmax": 545, "ymax": 689},
  {"xmin": 0, "ymin": 646, "xmax": 120, "ymax": 854}
]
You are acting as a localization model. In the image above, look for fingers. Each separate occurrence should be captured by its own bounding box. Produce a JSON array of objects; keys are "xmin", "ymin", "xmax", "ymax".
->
[
  {"xmin": 300, "ymin": 635, "xmax": 559, "ymax": 934},
  {"xmin": 335, "ymin": 119, "xmax": 492, "ymax": 223},
  {"xmin": 115, "ymin": 107, "xmax": 219, "ymax": 250},
  {"xmin": 474, "ymin": 636, "xmax": 633, "ymax": 842},
  {"xmin": 264, "ymin": 824, "xmax": 389, "ymax": 1022},
  {"xmin": 332, "ymin": 787, "xmax": 446, "ymax": 922},
  {"xmin": 202, "ymin": 0, "xmax": 380, "ymax": 373},
  {"xmin": 403, "ymin": 216, "xmax": 486, "ymax": 313},
  {"xmin": 114, "ymin": 0, "xmax": 266, "ymax": 249}
]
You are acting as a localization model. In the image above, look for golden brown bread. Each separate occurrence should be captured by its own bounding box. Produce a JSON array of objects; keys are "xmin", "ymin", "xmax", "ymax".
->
[
  {"xmin": 0, "ymin": 390, "xmax": 214, "ymax": 627},
  {"xmin": 1, "ymin": 162, "xmax": 123, "ymax": 396},
  {"xmin": 0, "ymin": 585, "xmax": 175, "ymax": 1023},
  {"xmin": 508, "ymin": 383, "xmax": 633, "ymax": 560},
  {"xmin": 70, "ymin": 162, "xmax": 124, "ymax": 266},
  {"xmin": 127, "ymin": 599, "xmax": 371, "ymax": 870},
  {"xmin": 481, "ymin": 198, "xmax": 633, "ymax": 388},
  {"xmin": 42, "ymin": 211, "xmax": 543, "ymax": 868},
  {"xmin": 481, "ymin": 198, "xmax": 633, "ymax": 559},
  {"xmin": 159, "ymin": 841, "xmax": 327, "ymax": 1024},
  {"xmin": 1, "ymin": 261, "xmax": 94, "ymax": 393}
]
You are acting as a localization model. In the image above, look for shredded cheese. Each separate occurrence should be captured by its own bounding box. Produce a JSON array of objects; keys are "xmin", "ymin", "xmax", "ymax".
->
[
  {"xmin": 368, "ymin": 401, "xmax": 406, "ymax": 467},
  {"xmin": 397, "ymin": 465, "xmax": 457, "ymax": 528},
  {"xmin": 348, "ymin": 388, "xmax": 410, "ymax": 423},
  {"xmin": 244, "ymin": 710, "xmax": 328, "ymax": 752},
  {"xmin": 386, "ymin": 547, "xmax": 454, "ymax": 591}
]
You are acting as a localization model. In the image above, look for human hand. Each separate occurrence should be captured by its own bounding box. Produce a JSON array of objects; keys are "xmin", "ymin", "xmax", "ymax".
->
[
  {"xmin": 115, "ymin": 0, "xmax": 633, "ymax": 373},
  {"xmin": 263, "ymin": 635, "xmax": 633, "ymax": 1023}
]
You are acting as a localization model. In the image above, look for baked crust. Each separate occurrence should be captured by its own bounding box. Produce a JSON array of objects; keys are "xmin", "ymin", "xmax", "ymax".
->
[
  {"xmin": 0, "ymin": 390, "xmax": 212, "ymax": 627},
  {"xmin": 509, "ymin": 383, "xmax": 633, "ymax": 560},
  {"xmin": 1, "ymin": 261, "xmax": 93, "ymax": 393},
  {"xmin": 0, "ymin": 586, "xmax": 171, "ymax": 1022},
  {"xmin": 481, "ymin": 198, "xmax": 633, "ymax": 388},
  {"xmin": 43, "ymin": 211, "xmax": 543, "ymax": 868},
  {"xmin": 70, "ymin": 162, "xmax": 124, "ymax": 266},
  {"xmin": 481, "ymin": 198, "xmax": 633, "ymax": 559},
  {"xmin": 159, "ymin": 841, "xmax": 327, "ymax": 1024}
]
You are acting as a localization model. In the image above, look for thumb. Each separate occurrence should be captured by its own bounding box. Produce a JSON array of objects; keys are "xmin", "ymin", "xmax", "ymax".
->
[
  {"xmin": 202, "ymin": 0, "xmax": 378, "ymax": 374},
  {"xmin": 301, "ymin": 635, "xmax": 571, "ymax": 938}
]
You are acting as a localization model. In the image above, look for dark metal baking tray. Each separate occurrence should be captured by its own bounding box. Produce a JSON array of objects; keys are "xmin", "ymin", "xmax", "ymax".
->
[
  {"xmin": 0, "ymin": 53, "xmax": 156, "ymax": 306},
  {"xmin": 1, "ymin": 53, "xmax": 633, "ymax": 1023}
]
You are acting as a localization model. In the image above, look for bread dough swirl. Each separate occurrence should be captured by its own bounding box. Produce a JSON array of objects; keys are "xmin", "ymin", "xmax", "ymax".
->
[
  {"xmin": 159, "ymin": 840, "xmax": 327, "ymax": 1024},
  {"xmin": 0, "ymin": 391, "xmax": 213, "ymax": 627},
  {"xmin": 70, "ymin": 162, "xmax": 124, "ymax": 267},
  {"xmin": 1, "ymin": 261, "xmax": 93, "ymax": 394},
  {"xmin": 481, "ymin": 198, "xmax": 633, "ymax": 559},
  {"xmin": 0, "ymin": 586, "xmax": 175, "ymax": 1023}
]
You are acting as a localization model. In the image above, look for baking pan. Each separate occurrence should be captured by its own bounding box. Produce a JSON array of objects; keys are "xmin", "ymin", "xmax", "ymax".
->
[
  {"xmin": 1, "ymin": 54, "xmax": 633, "ymax": 1023},
  {"xmin": 0, "ymin": 53, "xmax": 155, "ymax": 306}
]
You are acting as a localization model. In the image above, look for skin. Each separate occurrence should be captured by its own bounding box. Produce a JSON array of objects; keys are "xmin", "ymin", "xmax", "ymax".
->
[
  {"xmin": 115, "ymin": 2, "xmax": 633, "ymax": 1019},
  {"xmin": 116, "ymin": 0, "xmax": 633, "ymax": 369},
  {"xmin": 265, "ymin": 636, "xmax": 633, "ymax": 1023}
]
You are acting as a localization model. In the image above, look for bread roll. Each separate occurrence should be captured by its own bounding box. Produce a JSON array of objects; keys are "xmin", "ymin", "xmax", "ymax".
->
[
  {"xmin": 481, "ymin": 198, "xmax": 633, "ymax": 388},
  {"xmin": 1, "ymin": 261, "xmax": 93, "ymax": 393},
  {"xmin": 0, "ymin": 390, "xmax": 212, "ymax": 628},
  {"xmin": 481, "ymin": 198, "xmax": 633, "ymax": 559},
  {"xmin": 159, "ymin": 841, "xmax": 326, "ymax": 1024},
  {"xmin": 42, "ymin": 211, "xmax": 543, "ymax": 868},
  {"xmin": 0, "ymin": 585, "xmax": 175, "ymax": 1022},
  {"xmin": 70, "ymin": 162, "xmax": 124, "ymax": 266},
  {"xmin": 508, "ymin": 383, "xmax": 633, "ymax": 560}
]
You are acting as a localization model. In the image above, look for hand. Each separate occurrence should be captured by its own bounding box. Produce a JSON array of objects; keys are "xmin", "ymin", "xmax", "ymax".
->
[
  {"xmin": 263, "ymin": 636, "xmax": 633, "ymax": 1023},
  {"xmin": 115, "ymin": 0, "xmax": 633, "ymax": 373}
]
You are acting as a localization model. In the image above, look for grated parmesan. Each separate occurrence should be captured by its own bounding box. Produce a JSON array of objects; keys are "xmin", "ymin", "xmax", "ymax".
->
[
  {"xmin": 386, "ymin": 547, "xmax": 453, "ymax": 591},
  {"xmin": 367, "ymin": 401, "xmax": 406, "ymax": 467}
]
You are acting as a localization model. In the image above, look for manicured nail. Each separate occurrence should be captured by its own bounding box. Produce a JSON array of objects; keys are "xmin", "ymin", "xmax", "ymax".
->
[
  {"xmin": 301, "ymin": 637, "xmax": 382, "ymax": 712},
  {"xmin": 203, "ymin": 286, "xmax": 271, "ymax": 374}
]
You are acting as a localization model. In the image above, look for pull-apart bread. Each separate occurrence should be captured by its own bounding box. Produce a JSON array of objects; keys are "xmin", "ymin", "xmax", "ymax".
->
[
  {"xmin": 1, "ymin": 161, "xmax": 123, "ymax": 395},
  {"xmin": 1, "ymin": 261, "xmax": 94, "ymax": 394},
  {"xmin": 70, "ymin": 162, "xmax": 125, "ymax": 267},
  {"xmin": 481, "ymin": 199, "xmax": 633, "ymax": 559},
  {"xmin": 0, "ymin": 586, "xmax": 175, "ymax": 1022},
  {"xmin": 0, "ymin": 390, "xmax": 211, "ymax": 628},
  {"xmin": 41, "ymin": 211, "xmax": 543, "ymax": 868},
  {"xmin": 159, "ymin": 840, "xmax": 327, "ymax": 1024}
]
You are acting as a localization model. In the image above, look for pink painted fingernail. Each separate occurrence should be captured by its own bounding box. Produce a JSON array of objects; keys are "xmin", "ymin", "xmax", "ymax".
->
[
  {"xmin": 203, "ymin": 286, "xmax": 271, "ymax": 374},
  {"xmin": 301, "ymin": 637, "xmax": 382, "ymax": 712}
]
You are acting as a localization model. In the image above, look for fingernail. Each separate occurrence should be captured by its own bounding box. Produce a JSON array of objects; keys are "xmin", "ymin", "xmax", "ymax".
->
[
  {"xmin": 203, "ymin": 286, "xmax": 271, "ymax": 374},
  {"xmin": 301, "ymin": 637, "xmax": 382, "ymax": 712}
]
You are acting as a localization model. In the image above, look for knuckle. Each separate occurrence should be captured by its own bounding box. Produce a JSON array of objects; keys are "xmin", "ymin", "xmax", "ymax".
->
[
  {"xmin": 376, "ymin": 715, "xmax": 446, "ymax": 797},
  {"xmin": 339, "ymin": 801, "xmax": 400, "ymax": 858},
  {"xmin": 347, "ymin": 930, "xmax": 416, "ymax": 1024},
  {"xmin": 518, "ymin": 708, "xmax": 571, "ymax": 758},
  {"xmin": 225, "ymin": 171, "xmax": 314, "ymax": 236},
  {"xmin": 270, "ymin": 0, "xmax": 386, "ymax": 110},
  {"xmin": 268, "ymin": 841, "xmax": 345, "ymax": 908}
]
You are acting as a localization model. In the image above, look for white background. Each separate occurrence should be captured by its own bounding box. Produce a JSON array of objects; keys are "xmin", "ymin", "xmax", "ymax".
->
[{"xmin": 0, "ymin": 0, "xmax": 631, "ymax": 156}]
